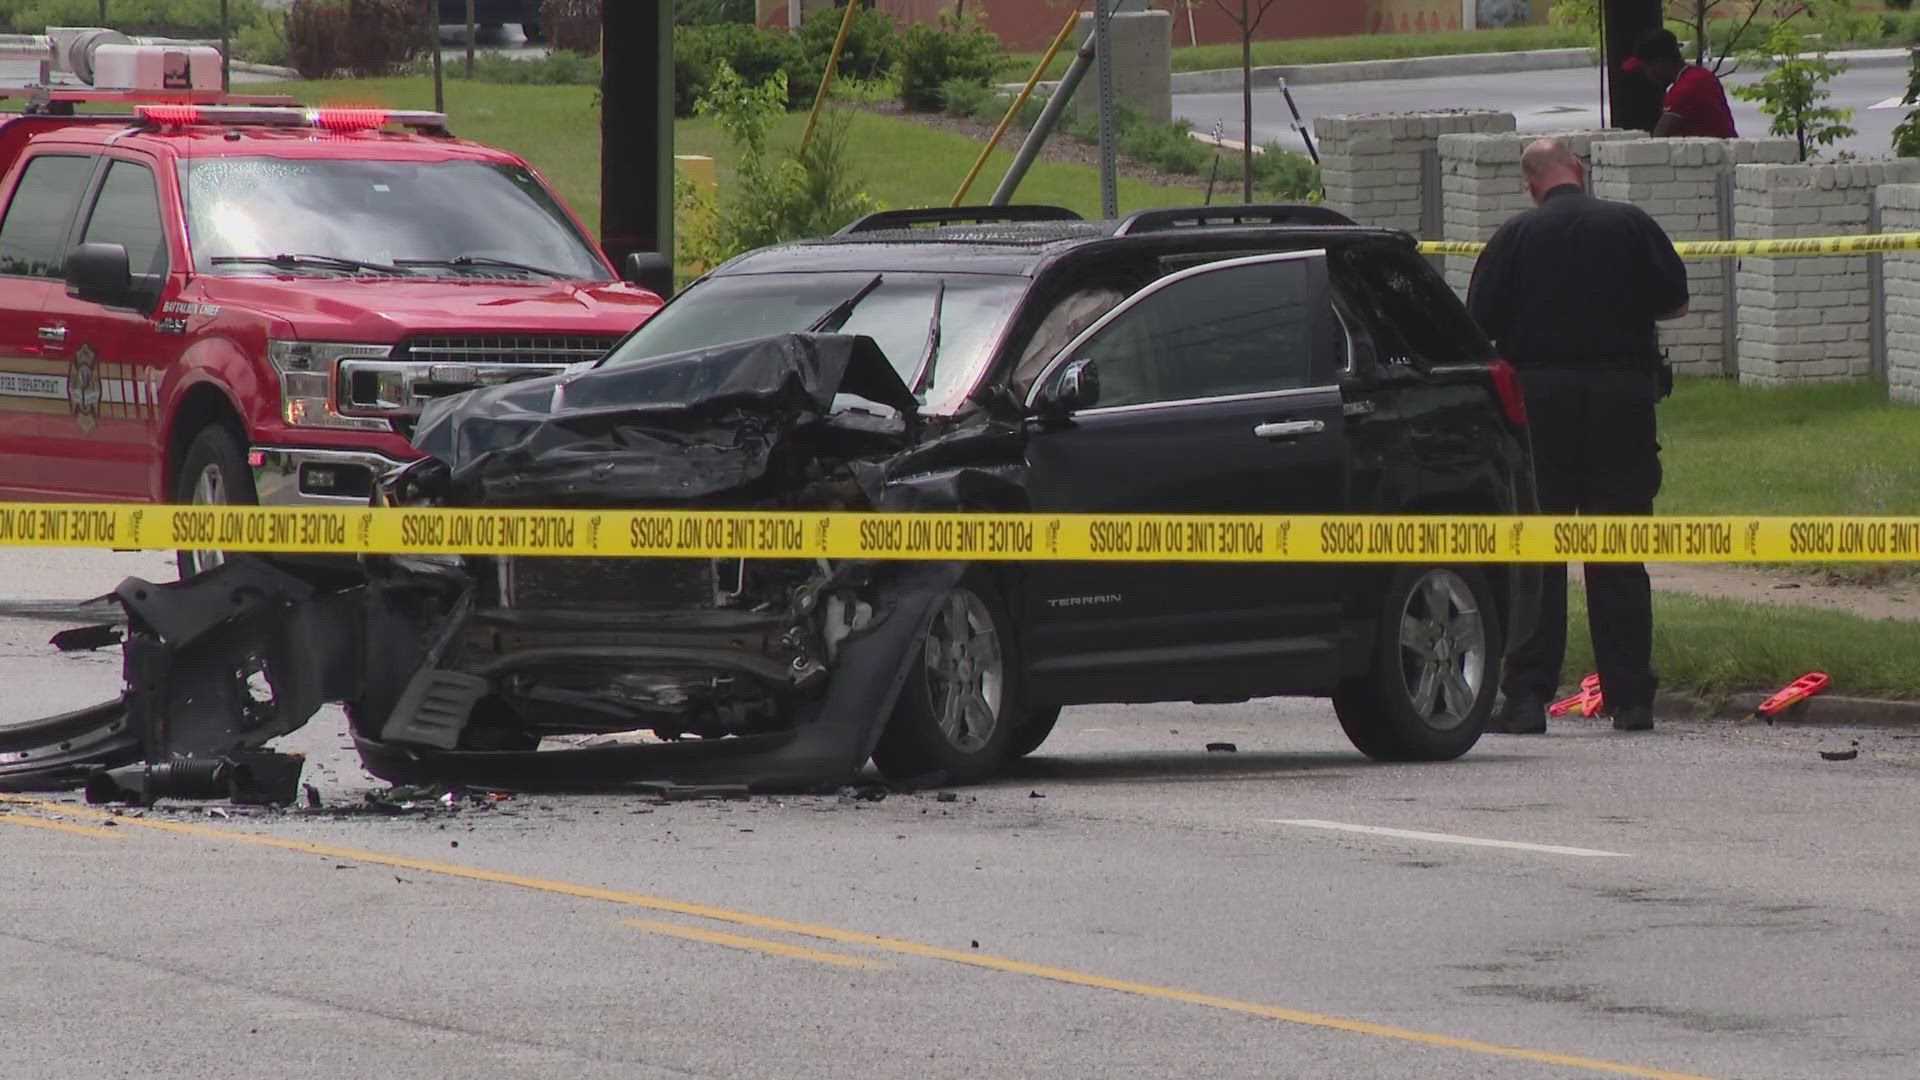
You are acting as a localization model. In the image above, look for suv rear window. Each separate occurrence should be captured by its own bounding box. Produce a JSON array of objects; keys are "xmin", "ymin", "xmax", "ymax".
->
[{"xmin": 1332, "ymin": 242, "xmax": 1493, "ymax": 367}]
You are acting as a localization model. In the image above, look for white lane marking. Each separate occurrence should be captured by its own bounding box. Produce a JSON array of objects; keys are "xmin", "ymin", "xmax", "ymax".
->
[
  {"xmin": 1266, "ymin": 819, "xmax": 1630, "ymax": 858},
  {"xmin": 1871, "ymin": 95, "xmax": 1913, "ymax": 110}
]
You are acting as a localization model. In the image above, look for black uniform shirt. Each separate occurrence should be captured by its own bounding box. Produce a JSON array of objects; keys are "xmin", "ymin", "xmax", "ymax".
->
[{"xmin": 1466, "ymin": 185, "xmax": 1689, "ymax": 370}]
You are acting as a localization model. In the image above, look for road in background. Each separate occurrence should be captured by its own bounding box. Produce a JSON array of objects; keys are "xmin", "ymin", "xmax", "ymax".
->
[{"xmin": 1178, "ymin": 60, "xmax": 1915, "ymax": 160}]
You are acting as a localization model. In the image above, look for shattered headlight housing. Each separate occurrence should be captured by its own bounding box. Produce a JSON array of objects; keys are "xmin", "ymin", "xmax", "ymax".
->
[{"xmin": 267, "ymin": 340, "xmax": 393, "ymax": 431}]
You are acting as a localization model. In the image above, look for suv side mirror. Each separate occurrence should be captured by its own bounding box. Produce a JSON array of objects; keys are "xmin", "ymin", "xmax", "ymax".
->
[
  {"xmin": 65, "ymin": 242, "xmax": 136, "ymax": 309},
  {"xmin": 622, "ymin": 251, "xmax": 675, "ymax": 299},
  {"xmin": 1036, "ymin": 357, "xmax": 1100, "ymax": 417}
]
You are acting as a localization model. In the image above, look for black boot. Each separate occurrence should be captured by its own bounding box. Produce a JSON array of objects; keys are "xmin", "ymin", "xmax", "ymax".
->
[
  {"xmin": 1612, "ymin": 705, "xmax": 1654, "ymax": 732},
  {"xmin": 1495, "ymin": 693, "xmax": 1547, "ymax": 734}
]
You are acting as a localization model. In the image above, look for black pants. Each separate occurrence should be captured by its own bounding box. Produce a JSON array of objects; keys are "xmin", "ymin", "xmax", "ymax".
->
[{"xmin": 1506, "ymin": 367, "xmax": 1662, "ymax": 709}]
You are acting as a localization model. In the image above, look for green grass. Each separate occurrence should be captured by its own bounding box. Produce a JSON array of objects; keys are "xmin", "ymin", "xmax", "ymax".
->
[
  {"xmin": 265, "ymin": 77, "xmax": 1203, "ymax": 235},
  {"xmin": 1564, "ymin": 588, "xmax": 1920, "ymax": 701},
  {"xmin": 1658, "ymin": 378, "xmax": 1920, "ymax": 517},
  {"xmin": 1009, "ymin": 25, "xmax": 1591, "ymax": 81}
]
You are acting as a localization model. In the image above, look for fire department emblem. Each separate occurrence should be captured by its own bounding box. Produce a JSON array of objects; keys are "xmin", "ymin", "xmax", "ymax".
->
[{"xmin": 68, "ymin": 344, "xmax": 101, "ymax": 434}]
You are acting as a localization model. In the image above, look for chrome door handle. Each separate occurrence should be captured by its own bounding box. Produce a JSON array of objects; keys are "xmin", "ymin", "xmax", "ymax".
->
[
  {"xmin": 37, "ymin": 325, "xmax": 67, "ymax": 345},
  {"xmin": 1253, "ymin": 419, "xmax": 1325, "ymax": 439}
]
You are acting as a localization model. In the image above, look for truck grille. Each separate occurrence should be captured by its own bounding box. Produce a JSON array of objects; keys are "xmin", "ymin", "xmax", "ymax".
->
[
  {"xmin": 503, "ymin": 557, "xmax": 720, "ymax": 611},
  {"xmin": 397, "ymin": 334, "xmax": 622, "ymax": 366}
]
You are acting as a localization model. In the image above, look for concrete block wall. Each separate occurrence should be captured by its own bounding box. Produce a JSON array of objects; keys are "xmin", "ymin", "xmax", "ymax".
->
[
  {"xmin": 1315, "ymin": 110, "xmax": 1514, "ymax": 236},
  {"xmin": 1733, "ymin": 161, "xmax": 1920, "ymax": 386},
  {"xmin": 1590, "ymin": 137, "xmax": 1799, "ymax": 376},
  {"xmin": 1877, "ymin": 184, "xmax": 1920, "ymax": 403},
  {"xmin": 1437, "ymin": 129, "xmax": 1639, "ymax": 296},
  {"xmin": 1075, "ymin": 10, "xmax": 1173, "ymax": 126}
]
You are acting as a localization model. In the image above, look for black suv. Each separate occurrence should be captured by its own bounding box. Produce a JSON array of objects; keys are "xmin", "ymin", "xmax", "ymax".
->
[{"xmin": 0, "ymin": 205, "xmax": 1541, "ymax": 797}]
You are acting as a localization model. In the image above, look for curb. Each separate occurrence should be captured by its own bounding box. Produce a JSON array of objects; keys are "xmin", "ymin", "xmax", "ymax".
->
[
  {"xmin": 1170, "ymin": 47, "xmax": 1596, "ymax": 93},
  {"xmin": 1164, "ymin": 43, "xmax": 1914, "ymax": 94},
  {"xmin": 1653, "ymin": 691, "xmax": 1920, "ymax": 728}
]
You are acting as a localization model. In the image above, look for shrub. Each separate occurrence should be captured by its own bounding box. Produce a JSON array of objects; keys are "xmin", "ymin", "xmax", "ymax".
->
[
  {"xmin": 828, "ymin": 74, "xmax": 901, "ymax": 106},
  {"xmin": 541, "ymin": 0, "xmax": 601, "ymax": 55},
  {"xmin": 674, "ymin": 22, "xmax": 815, "ymax": 116},
  {"xmin": 232, "ymin": 9, "xmax": 288, "ymax": 65},
  {"xmin": 938, "ymin": 77, "xmax": 997, "ymax": 119},
  {"xmin": 1062, "ymin": 97, "xmax": 1145, "ymax": 144},
  {"xmin": 798, "ymin": 4, "xmax": 897, "ymax": 82},
  {"xmin": 1120, "ymin": 120, "xmax": 1211, "ymax": 176},
  {"xmin": 897, "ymin": 13, "xmax": 1004, "ymax": 112},
  {"xmin": 1255, "ymin": 144, "xmax": 1324, "ymax": 202},
  {"xmin": 451, "ymin": 49, "xmax": 599, "ymax": 85},
  {"xmin": 286, "ymin": 0, "xmax": 424, "ymax": 79},
  {"xmin": 695, "ymin": 62, "xmax": 879, "ymax": 260},
  {"xmin": 0, "ymin": 0, "xmax": 269, "ymax": 35},
  {"xmin": 675, "ymin": 0, "xmax": 754, "ymax": 25}
]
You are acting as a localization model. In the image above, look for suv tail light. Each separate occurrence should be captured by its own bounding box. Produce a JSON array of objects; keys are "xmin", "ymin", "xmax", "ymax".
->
[{"xmin": 1487, "ymin": 360, "xmax": 1528, "ymax": 427}]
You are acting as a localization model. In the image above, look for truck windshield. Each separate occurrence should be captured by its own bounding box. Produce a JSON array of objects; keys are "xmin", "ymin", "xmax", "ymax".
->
[
  {"xmin": 178, "ymin": 157, "xmax": 609, "ymax": 281},
  {"xmin": 601, "ymin": 271, "xmax": 1027, "ymax": 414}
]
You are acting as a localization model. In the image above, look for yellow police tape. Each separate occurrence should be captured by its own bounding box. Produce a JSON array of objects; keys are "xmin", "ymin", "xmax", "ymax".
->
[
  {"xmin": 6, "ymin": 503, "xmax": 1920, "ymax": 563},
  {"xmin": 1416, "ymin": 231, "xmax": 1920, "ymax": 260}
]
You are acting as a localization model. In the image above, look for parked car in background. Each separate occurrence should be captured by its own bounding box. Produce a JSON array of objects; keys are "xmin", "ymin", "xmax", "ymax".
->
[{"xmin": 439, "ymin": 0, "xmax": 544, "ymax": 41}]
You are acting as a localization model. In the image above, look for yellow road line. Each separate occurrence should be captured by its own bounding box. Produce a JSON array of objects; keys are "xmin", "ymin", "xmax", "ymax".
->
[
  {"xmin": 0, "ymin": 812, "xmax": 126, "ymax": 839},
  {"xmin": 0, "ymin": 795, "xmax": 1712, "ymax": 1080},
  {"xmin": 622, "ymin": 918, "xmax": 890, "ymax": 970}
]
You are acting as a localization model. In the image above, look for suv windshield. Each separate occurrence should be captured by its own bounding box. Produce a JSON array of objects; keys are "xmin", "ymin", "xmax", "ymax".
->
[
  {"xmin": 178, "ymin": 157, "xmax": 609, "ymax": 281},
  {"xmin": 603, "ymin": 271, "xmax": 1027, "ymax": 413}
]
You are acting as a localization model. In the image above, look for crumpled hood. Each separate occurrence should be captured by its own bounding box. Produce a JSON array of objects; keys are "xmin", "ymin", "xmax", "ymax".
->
[
  {"xmin": 407, "ymin": 333, "xmax": 922, "ymax": 506},
  {"xmin": 192, "ymin": 276, "xmax": 662, "ymax": 338}
]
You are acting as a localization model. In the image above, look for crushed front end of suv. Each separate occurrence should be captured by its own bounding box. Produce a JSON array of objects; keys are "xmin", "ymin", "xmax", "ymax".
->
[{"xmin": 0, "ymin": 205, "xmax": 1540, "ymax": 799}]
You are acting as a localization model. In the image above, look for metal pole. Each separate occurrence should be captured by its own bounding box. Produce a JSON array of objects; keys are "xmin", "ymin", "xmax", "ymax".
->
[
  {"xmin": 799, "ymin": 0, "xmax": 862, "ymax": 157},
  {"xmin": 952, "ymin": 7, "xmax": 1079, "ymax": 207},
  {"xmin": 99, "ymin": 0, "xmax": 106, "ymax": 24},
  {"xmin": 466, "ymin": 0, "xmax": 476, "ymax": 79},
  {"xmin": 1094, "ymin": 0, "xmax": 1118, "ymax": 219},
  {"xmin": 990, "ymin": 29, "xmax": 1097, "ymax": 205},
  {"xmin": 220, "ymin": 0, "xmax": 230, "ymax": 91},
  {"xmin": 429, "ymin": 0, "xmax": 444, "ymax": 114}
]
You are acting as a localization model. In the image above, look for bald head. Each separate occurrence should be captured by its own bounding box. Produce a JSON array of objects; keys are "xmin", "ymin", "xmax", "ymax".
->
[{"xmin": 1521, "ymin": 138, "xmax": 1584, "ymax": 203}]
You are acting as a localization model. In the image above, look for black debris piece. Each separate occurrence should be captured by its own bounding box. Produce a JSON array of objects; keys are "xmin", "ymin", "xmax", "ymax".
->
[
  {"xmin": 632, "ymin": 781, "xmax": 753, "ymax": 801},
  {"xmin": 49, "ymin": 623, "xmax": 123, "ymax": 652},
  {"xmin": 1820, "ymin": 749, "xmax": 1859, "ymax": 761},
  {"xmin": 936, "ymin": 792, "xmax": 958, "ymax": 803},
  {"xmin": 1028, "ymin": 790, "xmax": 1045, "ymax": 799},
  {"xmin": 838, "ymin": 784, "xmax": 889, "ymax": 803},
  {"xmin": 303, "ymin": 784, "xmax": 322, "ymax": 809},
  {"xmin": 1206, "ymin": 742, "xmax": 1238, "ymax": 753}
]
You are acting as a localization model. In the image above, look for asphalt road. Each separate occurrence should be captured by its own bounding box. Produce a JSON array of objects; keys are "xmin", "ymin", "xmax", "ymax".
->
[
  {"xmin": 1176, "ymin": 58, "xmax": 1916, "ymax": 160},
  {"xmin": 4, "ymin": 550, "xmax": 1919, "ymax": 1079}
]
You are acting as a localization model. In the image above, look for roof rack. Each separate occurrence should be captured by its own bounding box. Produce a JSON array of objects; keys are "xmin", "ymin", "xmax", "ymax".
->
[
  {"xmin": 0, "ymin": 86, "xmax": 302, "ymax": 113},
  {"xmin": 1112, "ymin": 204, "xmax": 1358, "ymax": 236},
  {"xmin": 836, "ymin": 205, "xmax": 1084, "ymax": 236}
]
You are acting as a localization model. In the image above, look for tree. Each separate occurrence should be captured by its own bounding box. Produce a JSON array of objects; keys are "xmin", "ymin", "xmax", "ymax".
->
[
  {"xmin": 1731, "ymin": 21, "xmax": 1855, "ymax": 160},
  {"xmin": 1208, "ymin": 0, "xmax": 1280, "ymax": 203},
  {"xmin": 1549, "ymin": 0, "xmax": 1867, "ymax": 76}
]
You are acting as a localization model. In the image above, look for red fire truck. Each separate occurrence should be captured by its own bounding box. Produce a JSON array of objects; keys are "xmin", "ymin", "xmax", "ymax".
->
[{"xmin": 0, "ymin": 32, "xmax": 666, "ymax": 571}]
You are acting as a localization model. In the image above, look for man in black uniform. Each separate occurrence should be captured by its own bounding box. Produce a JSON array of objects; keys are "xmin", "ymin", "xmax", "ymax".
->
[{"xmin": 1467, "ymin": 138, "xmax": 1690, "ymax": 734}]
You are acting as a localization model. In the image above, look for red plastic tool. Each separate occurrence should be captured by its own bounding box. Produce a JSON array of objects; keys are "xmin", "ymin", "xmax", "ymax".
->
[
  {"xmin": 1752, "ymin": 672, "xmax": 1830, "ymax": 722},
  {"xmin": 1548, "ymin": 673, "xmax": 1604, "ymax": 717}
]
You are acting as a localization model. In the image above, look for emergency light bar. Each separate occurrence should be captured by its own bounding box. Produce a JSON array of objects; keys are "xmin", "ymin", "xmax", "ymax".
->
[{"xmin": 134, "ymin": 104, "xmax": 450, "ymax": 133}]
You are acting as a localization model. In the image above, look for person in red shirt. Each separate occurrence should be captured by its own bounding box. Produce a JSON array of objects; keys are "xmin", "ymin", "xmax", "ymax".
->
[{"xmin": 1624, "ymin": 27, "xmax": 1739, "ymax": 138}]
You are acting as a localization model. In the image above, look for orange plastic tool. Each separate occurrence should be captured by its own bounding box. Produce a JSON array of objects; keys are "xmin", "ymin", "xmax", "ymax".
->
[
  {"xmin": 1548, "ymin": 673, "xmax": 1603, "ymax": 717},
  {"xmin": 1752, "ymin": 672, "xmax": 1830, "ymax": 721}
]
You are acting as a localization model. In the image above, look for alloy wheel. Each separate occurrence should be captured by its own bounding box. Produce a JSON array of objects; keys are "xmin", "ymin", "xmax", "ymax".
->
[
  {"xmin": 1395, "ymin": 568, "xmax": 1487, "ymax": 733},
  {"xmin": 921, "ymin": 588, "xmax": 1005, "ymax": 754}
]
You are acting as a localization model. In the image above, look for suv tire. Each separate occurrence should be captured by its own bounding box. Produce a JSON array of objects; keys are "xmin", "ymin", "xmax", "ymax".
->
[
  {"xmin": 1334, "ymin": 564, "xmax": 1500, "ymax": 762},
  {"xmin": 871, "ymin": 572, "xmax": 1019, "ymax": 781},
  {"xmin": 1006, "ymin": 705, "xmax": 1063, "ymax": 759},
  {"xmin": 174, "ymin": 424, "xmax": 258, "ymax": 579}
]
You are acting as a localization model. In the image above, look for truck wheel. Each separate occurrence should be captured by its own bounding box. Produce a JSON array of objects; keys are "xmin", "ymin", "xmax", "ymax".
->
[
  {"xmin": 1333, "ymin": 565, "xmax": 1501, "ymax": 762},
  {"xmin": 871, "ymin": 573, "xmax": 1019, "ymax": 782},
  {"xmin": 174, "ymin": 424, "xmax": 258, "ymax": 578},
  {"xmin": 1006, "ymin": 706, "xmax": 1062, "ymax": 760}
]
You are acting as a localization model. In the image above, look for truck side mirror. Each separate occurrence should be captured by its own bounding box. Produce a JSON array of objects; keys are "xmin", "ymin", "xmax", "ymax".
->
[
  {"xmin": 1034, "ymin": 357, "xmax": 1100, "ymax": 418},
  {"xmin": 622, "ymin": 251, "xmax": 674, "ymax": 300},
  {"xmin": 65, "ymin": 242, "xmax": 134, "ymax": 308}
]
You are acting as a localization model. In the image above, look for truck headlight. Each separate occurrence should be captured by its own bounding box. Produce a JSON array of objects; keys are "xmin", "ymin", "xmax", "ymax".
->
[{"xmin": 267, "ymin": 340, "xmax": 393, "ymax": 431}]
